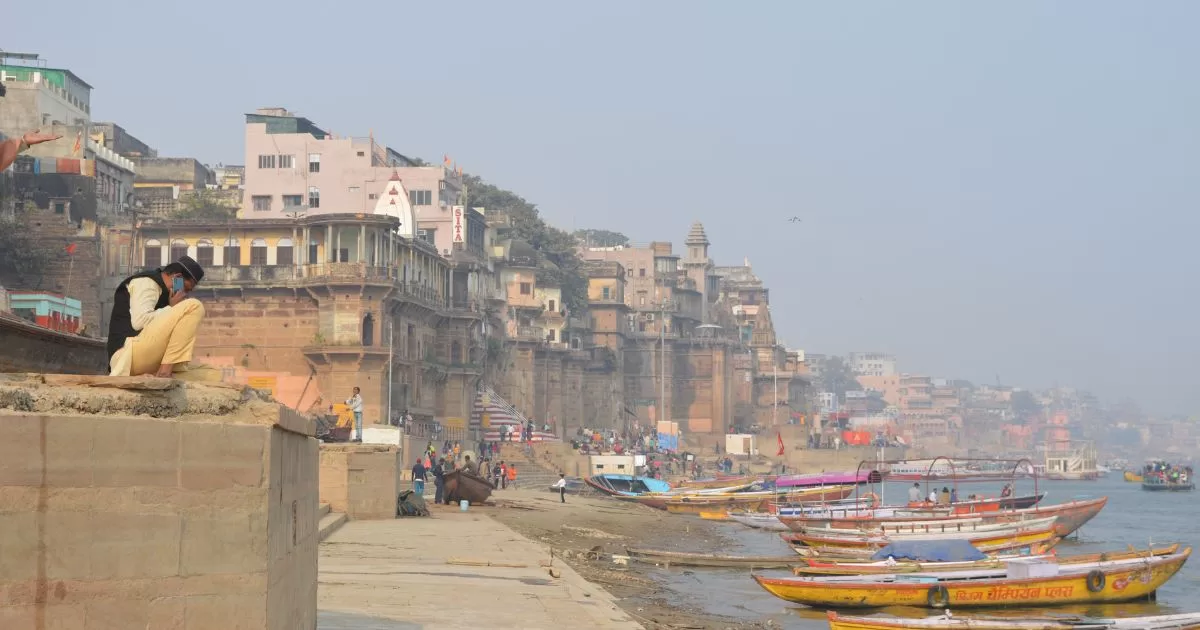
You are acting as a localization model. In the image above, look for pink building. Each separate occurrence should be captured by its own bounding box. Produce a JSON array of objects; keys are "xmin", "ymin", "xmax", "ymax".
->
[{"xmin": 240, "ymin": 108, "xmax": 466, "ymax": 250}]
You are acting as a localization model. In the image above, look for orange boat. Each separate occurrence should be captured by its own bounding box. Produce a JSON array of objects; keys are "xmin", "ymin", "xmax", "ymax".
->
[
  {"xmin": 780, "ymin": 497, "xmax": 1107, "ymax": 538},
  {"xmin": 784, "ymin": 523, "xmax": 1061, "ymax": 555}
]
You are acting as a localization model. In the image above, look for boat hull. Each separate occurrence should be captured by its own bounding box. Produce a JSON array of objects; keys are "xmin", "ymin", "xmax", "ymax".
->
[
  {"xmin": 625, "ymin": 548, "xmax": 803, "ymax": 568},
  {"xmin": 796, "ymin": 544, "xmax": 1180, "ymax": 576},
  {"xmin": 781, "ymin": 497, "xmax": 1106, "ymax": 539},
  {"xmin": 755, "ymin": 548, "xmax": 1190, "ymax": 609},
  {"xmin": 665, "ymin": 485, "xmax": 855, "ymax": 515},
  {"xmin": 1142, "ymin": 482, "xmax": 1195, "ymax": 491},
  {"xmin": 442, "ymin": 470, "xmax": 494, "ymax": 505},
  {"xmin": 785, "ymin": 525, "xmax": 1060, "ymax": 553}
]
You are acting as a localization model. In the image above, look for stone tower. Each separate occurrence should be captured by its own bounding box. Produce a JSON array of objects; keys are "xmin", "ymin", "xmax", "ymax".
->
[{"xmin": 682, "ymin": 221, "xmax": 712, "ymax": 317}]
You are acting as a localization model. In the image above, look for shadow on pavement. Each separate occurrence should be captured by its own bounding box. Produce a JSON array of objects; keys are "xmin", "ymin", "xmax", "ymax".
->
[{"xmin": 318, "ymin": 611, "xmax": 422, "ymax": 629}]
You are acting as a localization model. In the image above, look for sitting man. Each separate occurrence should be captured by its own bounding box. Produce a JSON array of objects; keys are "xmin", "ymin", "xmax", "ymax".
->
[{"xmin": 107, "ymin": 256, "xmax": 206, "ymax": 377}]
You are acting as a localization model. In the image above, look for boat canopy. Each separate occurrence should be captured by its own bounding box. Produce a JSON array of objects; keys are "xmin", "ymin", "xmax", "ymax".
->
[{"xmin": 868, "ymin": 540, "xmax": 988, "ymax": 562}]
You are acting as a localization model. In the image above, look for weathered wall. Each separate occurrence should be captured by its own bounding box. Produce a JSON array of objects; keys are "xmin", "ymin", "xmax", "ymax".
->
[
  {"xmin": 0, "ymin": 375, "xmax": 319, "ymax": 630},
  {"xmin": 0, "ymin": 193, "xmax": 105, "ymax": 332},
  {"xmin": 318, "ymin": 445, "xmax": 401, "ymax": 520},
  {"xmin": 0, "ymin": 316, "xmax": 107, "ymax": 375}
]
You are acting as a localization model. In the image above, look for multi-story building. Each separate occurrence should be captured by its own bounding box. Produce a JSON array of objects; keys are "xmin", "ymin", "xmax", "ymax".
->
[
  {"xmin": 0, "ymin": 52, "xmax": 91, "ymax": 135},
  {"xmin": 134, "ymin": 210, "xmax": 470, "ymax": 428},
  {"xmin": 238, "ymin": 108, "xmax": 463, "ymax": 234},
  {"xmin": 849, "ymin": 352, "xmax": 897, "ymax": 377}
]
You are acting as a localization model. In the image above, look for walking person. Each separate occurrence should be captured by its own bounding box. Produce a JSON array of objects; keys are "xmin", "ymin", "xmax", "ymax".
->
[
  {"xmin": 507, "ymin": 464, "xmax": 518, "ymax": 489},
  {"xmin": 553, "ymin": 473, "xmax": 567, "ymax": 503},
  {"xmin": 433, "ymin": 458, "xmax": 446, "ymax": 504},
  {"xmin": 346, "ymin": 387, "xmax": 364, "ymax": 442},
  {"xmin": 411, "ymin": 458, "xmax": 427, "ymax": 497},
  {"xmin": 492, "ymin": 460, "xmax": 502, "ymax": 489},
  {"xmin": 499, "ymin": 461, "xmax": 508, "ymax": 489}
]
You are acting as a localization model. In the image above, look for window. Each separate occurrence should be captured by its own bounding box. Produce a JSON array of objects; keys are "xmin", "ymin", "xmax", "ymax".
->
[
  {"xmin": 548, "ymin": 299, "xmax": 556, "ymax": 312},
  {"xmin": 257, "ymin": 154, "xmax": 276, "ymax": 169},
  {"xmin": 308, "ymin": 240, "xmax": 319, "ymax": 264},
  {"xmin": 547, "ymin": 329, "xmax": 556, "ymax": 342},
  {"xmin": 368, "ymin": 193, "xmax": 377, "ymax": 200},
  {"xmin": 251, "ymin": 195, "xmax": 272, "ymax": 212},
  {"xmin": 418, "ymin": 229, "xmax": 435, "ymax": 244},
  {"xmin": 170, "ymin": 239, "xmax": 188, "ymax": 262},
  {"xmin": 282, "ymin": 194, "xmax": 303, "ymax": 208},
  {"xmin": 277, "ymin": 238, "xmax": 294, "ymax": 266},
  {"xmin": 278, "ymin": 154, "xmax": 294, "ymax": 169},
  {"xmin": 223, "ymin": 237, "xmax": 240, "ymax": 266},
  {"xmin": 348, "ymin": 186, "xmax": 360, "ymax": 195},
  {"xmin": 308, "ymin": 153, "xmax": 320, "ymax": 173},
  {"xmin": 601, "ymin": 287, "xmax": 610, "ymax": 300},
  {"xmin": 356, "ymin": 151, "xmax": 365, "ymax": 157},
  {"xmin": 308, "ymin": 186, "xmax": 320, "ymax": 208},
  {"xmin": 520, "ymin": 282, "xmax": 532, "ymax": 295},
  {"xmin": 639, "ymin": 267, "xmax": 646, "ymax": 277},
  {"xmin": 337, "ymin": 248, "xmax": 349, "ymax": 262},
  {"xmin": 409, "ymin": 190, "xmax": 432, "ymax": 206},
  {"xmin": 196, "ymin": 239, "xmax": 214, "ymax": 267},
  {"xmin": 250, "ymin": 238, "xmax": 268, "ymax": 265},
  {"xmin": 144, "ymin": 239, "xmax": 162, "ymax": 267},
  {"xmin": 53, "ymin": 201, "xmax": 66, "ymax": 215}
]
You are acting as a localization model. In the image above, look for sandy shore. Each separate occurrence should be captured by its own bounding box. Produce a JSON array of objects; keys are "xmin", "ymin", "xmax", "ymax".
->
[{"xmin": 486, "ymin": 488, "xmax": 773, "ymax": 630}]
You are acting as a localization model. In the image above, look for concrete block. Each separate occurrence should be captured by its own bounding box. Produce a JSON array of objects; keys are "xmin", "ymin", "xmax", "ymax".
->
[
  {"xmin": 318, "ymin": 444, "xmax": 399, "ymax": 520},
  {"xmin": 180, "ymin": 423, "xmax": 267, "ymax": 490},
  {"xmin": 0, "ymin": 376, "xmax": 319, "ymax": 630}
]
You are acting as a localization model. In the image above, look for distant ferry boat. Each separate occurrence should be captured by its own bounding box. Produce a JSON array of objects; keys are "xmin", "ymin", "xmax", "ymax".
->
[{"xmin": 883, "ymin": 460, "xmax": 1031, "ymax": 481}]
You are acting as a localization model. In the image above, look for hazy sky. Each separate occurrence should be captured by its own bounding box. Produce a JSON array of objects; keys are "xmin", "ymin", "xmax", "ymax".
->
[{"xmin": 8, "ymin": 2, "xmax": 1198, "ymax": 413}]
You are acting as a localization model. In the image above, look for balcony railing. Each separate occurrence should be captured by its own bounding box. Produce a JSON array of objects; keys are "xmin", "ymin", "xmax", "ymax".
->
[{"xmin": 512, "ymin": 326, "xmax": 544, "ymax": 342}]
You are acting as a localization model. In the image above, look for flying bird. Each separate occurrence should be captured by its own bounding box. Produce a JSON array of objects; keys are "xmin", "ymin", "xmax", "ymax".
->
[{"xmin": 788, "ymin": 216, "xmax": 802, "ymax": 223}]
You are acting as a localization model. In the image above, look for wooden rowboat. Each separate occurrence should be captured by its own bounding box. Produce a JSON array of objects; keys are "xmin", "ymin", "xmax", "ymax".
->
[
  {"xmin": 828, "ymin": 610, "xmax": 1200, "ymax": 630},
  {"xmin": 678, "ymin": 475, "xmax": 755, "ymax": 489},
  {"xmin": 786, "ymin": 517, "xmax": 1059, "ymax": 549},
  {"xmin": 1123, "ymin": 470, "xmax": 1144, "ymax": 483},
  {"xmin": 665, "ymin": 485, "xmax": 856, "ymax": 515},
  {"xmin": 442, "ymin": 470, "xmax": 494, "ymax": 505},
  {"xmin": 753, "ymin": 546, "xmax": 1191, "ymax": 609},
  {"xmin": 782, "ymin": 497, "xmax": 1107, "ymax": 539},
  {"xmin": 796, "ymin": 544, "xmax": 1180, "ymax": 576},
  {"xmin": 728, "ymin": 512, "xmax": 790, "ymax": 531},
  {"xmin": 624, "ymin": 547, "xmax": 805, "ymax": 569},
  {"xmin": 787, "ymin": 525, "xmax": 1060, "ymax": 554}
]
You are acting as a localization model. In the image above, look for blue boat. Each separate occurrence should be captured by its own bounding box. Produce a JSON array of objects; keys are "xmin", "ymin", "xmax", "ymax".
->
[{"xmin": 585, "ymin": 474, "xmax": 672, "ymax": 496}]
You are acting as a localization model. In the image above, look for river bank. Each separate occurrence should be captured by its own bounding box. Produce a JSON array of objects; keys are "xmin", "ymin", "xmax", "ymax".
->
[{"xmin": 487, "ymin": 488, "xmax": 774, "ymax": 630}]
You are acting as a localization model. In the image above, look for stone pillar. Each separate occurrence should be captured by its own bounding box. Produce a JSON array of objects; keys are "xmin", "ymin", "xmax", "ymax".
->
[{"xmin": 359, "ymin": 224, "xmax": 366, "ymax": 263}]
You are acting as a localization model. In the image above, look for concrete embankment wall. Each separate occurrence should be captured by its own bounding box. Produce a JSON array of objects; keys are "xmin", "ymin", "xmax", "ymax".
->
[{"xmin": 0, "ymin": 374, "xmax": 319, "ymax": 630}]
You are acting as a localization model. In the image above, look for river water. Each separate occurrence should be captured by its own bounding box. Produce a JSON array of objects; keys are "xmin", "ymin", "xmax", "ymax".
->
[{"xmin": 646, "ymin": 475, "xmax": 1200, "ymax": 628}]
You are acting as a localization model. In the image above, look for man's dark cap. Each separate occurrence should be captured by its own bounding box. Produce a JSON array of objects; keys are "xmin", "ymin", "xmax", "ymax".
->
[{"xmin": 177, "ymin": 255, "xmax": 205, "ymax": 284}]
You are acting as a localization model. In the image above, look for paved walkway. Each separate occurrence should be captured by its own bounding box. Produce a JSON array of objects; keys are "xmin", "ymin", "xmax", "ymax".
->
[{"xmin": 316, "ymin": 507, "xmax": 644, "ymax": 630}]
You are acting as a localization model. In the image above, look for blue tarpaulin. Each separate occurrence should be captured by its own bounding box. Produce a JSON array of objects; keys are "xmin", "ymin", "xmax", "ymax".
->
[{"xmin": 869, "ymin": 540, "xmax": 988, "ymax": 562}]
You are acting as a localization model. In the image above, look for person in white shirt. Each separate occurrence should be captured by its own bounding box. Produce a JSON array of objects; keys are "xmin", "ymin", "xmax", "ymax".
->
[
  {"xmin": 908, "ymin": 483, "xmax": 922, "ymax": 503},
  {"xmin": 346, "ymin": 387, "xmax": 364, "ymax": 442},
  {"xmin": 928, "ymin": 489, "xmax": 938, "ymax": 504},
  {"xmin": 106, "ymin": 257, "xmax": 206, "ymax": 378},
  {"xmin": 552, "ymin": 473, "xmax": 568, "ymax": 503}
]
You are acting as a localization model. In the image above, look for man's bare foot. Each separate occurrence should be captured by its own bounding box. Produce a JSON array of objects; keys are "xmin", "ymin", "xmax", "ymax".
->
[{"xmin": 153, "ymin": 364, "xmax": 175, "ymax": 378}]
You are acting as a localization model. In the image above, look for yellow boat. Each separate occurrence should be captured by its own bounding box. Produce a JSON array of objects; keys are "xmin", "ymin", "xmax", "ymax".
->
[
  {"xmin": 753, "ymin": 546, "xmax": 1190, "ymax": 609},
  {"xmin": 795, "ymin": 544, "xmax": 1180, "ymax": 576},
  {"xmin": 1124, "ymin": 470, "xmax": 1144, "ymax": 483}
]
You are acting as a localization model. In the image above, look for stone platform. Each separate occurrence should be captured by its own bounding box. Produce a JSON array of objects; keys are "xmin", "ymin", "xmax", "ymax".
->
[{"xmin": 317, "ymin": 508, "xmax": 643, "ymax": 630}]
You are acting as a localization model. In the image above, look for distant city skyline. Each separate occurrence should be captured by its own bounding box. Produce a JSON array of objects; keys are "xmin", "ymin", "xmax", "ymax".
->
[{"xmin": 6, "ymin": 1, "xmax": 1197, "ymax": 413}]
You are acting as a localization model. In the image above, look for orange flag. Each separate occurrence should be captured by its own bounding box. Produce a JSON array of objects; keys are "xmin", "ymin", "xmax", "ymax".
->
[{"xmin": 776, "ymin": 431, "xmax": 785, "ymax": 456}]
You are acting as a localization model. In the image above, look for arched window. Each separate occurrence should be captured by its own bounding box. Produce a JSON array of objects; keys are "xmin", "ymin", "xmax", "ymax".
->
[
  {"xmin": 169, "ymin": 238, "xmax": 188, "ymax": 262},
  {"xmin": 143, "ymin": 239, "xmax": 162, "ymax": 267},
  {"xmin": 250, "ymin": 238, "xmax": 268, "ymax": 266},
  {"xmin": 277, "ymin": 237, "xmax": 294, "ymax": 266},
  {"xmin": 223, "ymin": 237, "xmax": 240, "ymax": 266},
  {"xmin": 195, "ymin": 238, "xmax": 214, "ymax": 267},
  {"xmin": 362, "ymin": 313, "xmax": 375, "ymax": 346}
]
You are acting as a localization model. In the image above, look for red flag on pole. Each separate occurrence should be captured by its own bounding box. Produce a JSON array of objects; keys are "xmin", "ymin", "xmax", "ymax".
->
[
  {"xmin": 65, "ymin": 243, "xmax": 77, "ymax": 255},
  {"xmin": 776, "ymin": 431, "xmax": 785, "ymax": 456}
]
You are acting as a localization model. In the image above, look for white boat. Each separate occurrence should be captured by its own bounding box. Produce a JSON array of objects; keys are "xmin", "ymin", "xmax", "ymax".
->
[{"xmin": 728, "ymin": 512, "xmax": 790, "ymax": 531}]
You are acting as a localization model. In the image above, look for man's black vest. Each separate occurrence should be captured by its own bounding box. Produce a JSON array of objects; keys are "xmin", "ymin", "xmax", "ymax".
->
[{"xmin": 106, "ymin": 269, "xmax": 170, "ymax": 359}]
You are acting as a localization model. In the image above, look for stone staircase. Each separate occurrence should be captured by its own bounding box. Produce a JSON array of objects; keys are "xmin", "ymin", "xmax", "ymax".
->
[
  {"xmin": 496, "ymin": 444, "xmax": 569, "ymax": 491},
  {"xmin": 317, "ymin": 502, "xmax": 347, "ymax": 542}
]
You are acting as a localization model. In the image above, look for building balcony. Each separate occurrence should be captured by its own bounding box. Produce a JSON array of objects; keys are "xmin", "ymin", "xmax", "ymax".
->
[
  {"xmin": 301, "ymin": 344, "xmax": 390, "ymax": 364},
  {"xmin": 510, "ymin": 325, "xmax": 544, "ymax": 343}
]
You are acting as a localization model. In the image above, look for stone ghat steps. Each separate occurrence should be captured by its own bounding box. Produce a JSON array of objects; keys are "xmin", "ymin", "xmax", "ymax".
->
[{"xmin": 318, "ymin": 503, "xmax": 347, "ymax": 542}]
